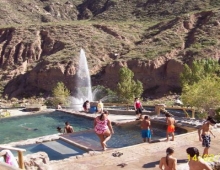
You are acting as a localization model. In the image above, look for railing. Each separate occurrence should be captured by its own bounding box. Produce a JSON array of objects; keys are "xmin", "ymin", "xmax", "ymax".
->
[
  {"xmin": 155, "ymin": 104, "xmax": 195, "ymax": 118},
  {"xmin": 104, "ymin": 103, "xmax": 196, "ymax": 118},
  {"xmin": 0, "ymin": 145, "xmax": 26, "ymax": 169}
]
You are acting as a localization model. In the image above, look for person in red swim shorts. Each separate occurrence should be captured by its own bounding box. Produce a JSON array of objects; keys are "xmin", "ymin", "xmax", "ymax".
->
[{"xmin": 165, "ymin": 112, "xmax": 176, "ymax": 141}]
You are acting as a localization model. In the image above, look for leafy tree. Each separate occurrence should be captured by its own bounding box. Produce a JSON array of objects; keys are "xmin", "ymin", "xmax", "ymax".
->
[
  {"xmin": 116, "ymin": 67, "xmax": 143, "ymax": 103},
  {"xmin": 180, "ymin": 59, "xmax": 220, "ymax": 87},
  {"xmin": 181, "ymin": 75, "xmax": 220, "ymax": 111},
  {"xmin": 51, "ymin": 82, "xmax": 70, "ymax": 106},
  {"xmin": 180, "ymin": 59, "xmax": 220, "ymax": 120}
]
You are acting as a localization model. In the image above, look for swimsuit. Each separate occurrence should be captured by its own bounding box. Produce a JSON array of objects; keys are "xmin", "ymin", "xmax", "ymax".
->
[
  {"xmin": 141, "ymin": 129, "xmax": 151, "ymax": 138},
  {"xmin": 167, "ymin": 125, "xmax": 175, "ymax": 133},
  {"xmin": 135, "ymin": 101, "xmax": 142, "ymax": 114},
  {"xmin": 94, "ymin": 118, "xmax": 109, "ymax": 134},
  {"xmin": 202, "ymin": 134, "xmax": 211, "ymax": 147}
]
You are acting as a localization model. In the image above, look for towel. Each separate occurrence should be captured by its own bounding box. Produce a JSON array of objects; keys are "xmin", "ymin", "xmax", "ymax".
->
[{"xmin": 3, "ymin": 150, "xmax": 19, "ymax": 168}]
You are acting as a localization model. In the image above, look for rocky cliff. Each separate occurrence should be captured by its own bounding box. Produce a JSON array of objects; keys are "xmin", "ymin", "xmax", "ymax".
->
[{"xmin": 0, "ymin": 0, "xmax": 220, "ymax": 99}]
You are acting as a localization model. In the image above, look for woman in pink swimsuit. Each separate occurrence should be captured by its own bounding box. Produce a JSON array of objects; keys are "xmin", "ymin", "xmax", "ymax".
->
[{"xmin": 94, "ymin": 110, "xmax": 114, "ymax": 151}]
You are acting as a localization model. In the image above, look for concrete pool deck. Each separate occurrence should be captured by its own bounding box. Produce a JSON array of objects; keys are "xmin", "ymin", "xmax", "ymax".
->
[{"xmin": 2, "ymin": 108, "xmax": 220, "ymax": 170}]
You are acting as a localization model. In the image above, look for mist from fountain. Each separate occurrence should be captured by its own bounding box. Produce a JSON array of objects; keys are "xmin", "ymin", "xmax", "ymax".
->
[{"xmin": 70, "ymin": 49, "xmax": 93, "ymax": 110}]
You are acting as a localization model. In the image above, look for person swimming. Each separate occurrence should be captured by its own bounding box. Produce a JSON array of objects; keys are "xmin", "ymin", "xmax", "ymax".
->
[
  {"xmin": 22, "ymin": 126, "xmax": 38, "ymax": 131},
  {"xmin": 57, "ymin": 126, "xmax": 62, "ymax": 133}
]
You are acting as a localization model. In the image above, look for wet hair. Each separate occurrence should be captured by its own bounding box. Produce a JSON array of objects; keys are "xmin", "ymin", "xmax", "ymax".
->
[
  {"xmin": 100, "ymin": 110, "xmax": 109, "ymax": 120},
  {"xmin": 165, "ymin": 112, "xmax": 171, "ymax": 117},
  {"xmin": 206, "ymin": 116, "xmax": 217, "ymax": 124},
  {"xmin": 186, "ymin": 147, "xmax": 199, "ymax": 158},
  {"xmin": 166, "ymin": 147, "xmax": 174, "ymax": 166},
  {"xmin": 144, "ymin": 115, "xmax": 149, "ymax": 120},
  {"xmin": 65, "ymin": 122, "xmax": 69, "ymax": 126}
]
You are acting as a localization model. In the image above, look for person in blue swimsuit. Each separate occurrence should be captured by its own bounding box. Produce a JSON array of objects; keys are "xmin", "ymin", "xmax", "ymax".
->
[{"xmin": 140, "ymin": 115, "xmax": 152, "ymax": 143}]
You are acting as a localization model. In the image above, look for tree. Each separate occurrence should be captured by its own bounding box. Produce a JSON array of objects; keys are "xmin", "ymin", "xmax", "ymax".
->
[
  {"xmin": 181, "ymin": 75, "xmax": 220, "ymax": 111},
  {"xmin": 180, "ymin": 59, "xmax": 220, "ymax": 87},
  {"xmin": 116, "ymin": 67, "xmax": 143, "ymax": 103},
  {"xmin": 180, "ymin": 59, "xmax": 220, "ymax": 120},
  {"xmin": 51, "ymin": 82, "xmax": 70, "ymax": 106}
]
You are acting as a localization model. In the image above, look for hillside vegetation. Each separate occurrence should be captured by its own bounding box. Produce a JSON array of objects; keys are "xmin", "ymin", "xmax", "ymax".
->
[{"xmin": 0, "ymin": 0, "xmax": 220, "ymax": 99}]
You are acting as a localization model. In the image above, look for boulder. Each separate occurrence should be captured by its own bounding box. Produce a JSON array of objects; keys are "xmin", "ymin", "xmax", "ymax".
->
[{"xmin": 24, "ymin": 152, "xmax": 50, "ymax": 170}]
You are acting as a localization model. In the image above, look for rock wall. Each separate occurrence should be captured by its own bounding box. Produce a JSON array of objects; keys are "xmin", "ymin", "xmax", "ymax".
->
[{"xmin": 3, "ymin": 56, "xmax": 183, "ymax": 98}]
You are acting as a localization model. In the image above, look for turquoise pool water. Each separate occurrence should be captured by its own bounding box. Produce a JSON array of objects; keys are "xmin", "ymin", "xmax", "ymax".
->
[
  {"xmin": 0, "ymin": 111, "xmax": 93, "ymax": 144},
  {"xmin": 0, "ymin": 110, "xmax": 186, "ymax": 146},
  {"xmin": 1, "ymin": 111, "xmax": 188, "ymax": 160},
  {"xmin": 13, "ymin": 139, "xmax": 86, "ymax": 160}
]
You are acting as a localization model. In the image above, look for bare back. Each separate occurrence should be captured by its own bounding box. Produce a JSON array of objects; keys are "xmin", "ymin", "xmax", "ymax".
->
[
  {"xmin": 188, "ymin": 159, "xmax": 212, "ymax": 170},
  {"xmin": 201, "ymin": 122, "xmax": 211, "ymax": 135},
  {"xmin": 141, "ymin": 119, "xmax": 150, "ymax": 130},
  {"xmin": 167, "ymin": 117, "xmax": 175, "ymax": 126},
  {"xmin": 159, "ymin": 156, "xmax": 177, "ymax": 170}
]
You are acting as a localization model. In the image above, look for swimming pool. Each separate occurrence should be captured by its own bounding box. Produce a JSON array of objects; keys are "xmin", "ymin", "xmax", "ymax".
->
[
  {"xmin": 0, "ymin": 111, "xmax": 93, "ymax": 144},
  {"xmin": 1, "ymin": 110, "xmax": 188, "ymax": 160}
]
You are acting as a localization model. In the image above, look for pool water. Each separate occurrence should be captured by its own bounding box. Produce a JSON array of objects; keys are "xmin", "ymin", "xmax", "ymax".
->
[
  {"xmin": 11, "ymin": 123, "xmax": 186, "ymax": 161},
  {"xmin": 0, "ymin": 111, "xmax": 93, "ymax": 144},
  {"xmin": 0, "ymin": 111, "xmax": 186, "ymax": 146},
  {"xmin": 13, "ymin": 139, "xmax": 86, "ymax": 161}
]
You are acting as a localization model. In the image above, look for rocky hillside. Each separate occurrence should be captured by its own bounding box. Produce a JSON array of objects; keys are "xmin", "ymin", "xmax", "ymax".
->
[{"xmin": 0, "ymin": 0, "xmax": 220, "ymax": 99}]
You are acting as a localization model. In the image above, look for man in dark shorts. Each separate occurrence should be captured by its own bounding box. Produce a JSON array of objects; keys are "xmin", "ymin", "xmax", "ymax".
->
[
  {"xmin": 134, "ymin": 97, "xmax": 143, "ymax": 120},
  {"xmin": 198, "ymin": 116, "xmax": 216, "ymax": 157}
]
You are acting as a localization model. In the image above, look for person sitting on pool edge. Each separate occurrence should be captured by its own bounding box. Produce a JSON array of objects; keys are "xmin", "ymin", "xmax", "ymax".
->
[
  {"xmin": 57, "ymin": 103, "xmax": 62, "ymax": 110},
  {"xmin": 63, "ymin": 122, "xmax": 74, "ymax": 134}
]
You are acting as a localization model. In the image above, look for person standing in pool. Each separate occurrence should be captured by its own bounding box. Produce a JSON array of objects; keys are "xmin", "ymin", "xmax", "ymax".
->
[
  {"xmin": 140, "ymin": 115, "xmax": 152, "ymax": 143},
  {"xmin": 198, "ymin": 116, "xmax": 216, "ymax": 157},
  {"xmin": 134, "ymin": 97, "xmax": 143, "ymax": 120},
  {"xmin": 63, "ymin": 122, "xmax": 74, "ymax": 133},
  {"xmin": 159, "ymin": 147, "xmax": 177, "ymax": 170},
  {"xmin": 165, "ymin": 112, "xmax": 176, "ymax": 141},
  {"xmin": 94, "ymin": 110, "xmax": 114, "ymax": 151}
]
